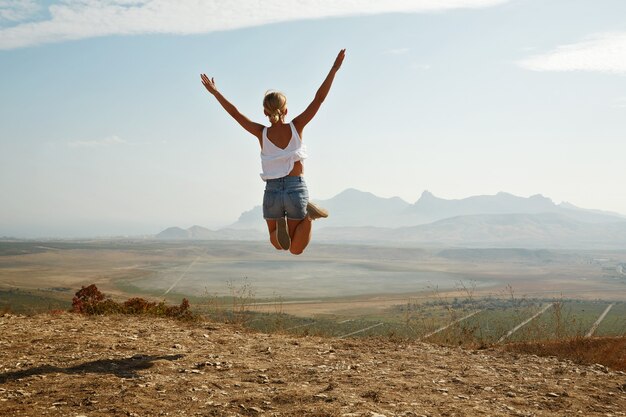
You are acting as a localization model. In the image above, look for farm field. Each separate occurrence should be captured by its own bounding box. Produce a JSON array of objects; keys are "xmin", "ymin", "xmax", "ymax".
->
[
  {"xmin": 595, "ymin": 302, "xmax": 626, "ymax": 336},
  {"xmin": 0, "ymin": 239, "xmax": 624, "ymax": 345},
  {"xmin": 236, "ymin": 299, "xmax": 626, "ymax": 346},
  {"xmin": 2, "ymin": 240, "xmax": 626, "ymax": 303}
]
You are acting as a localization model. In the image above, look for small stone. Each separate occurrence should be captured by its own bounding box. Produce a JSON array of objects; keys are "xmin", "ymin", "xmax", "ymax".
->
[
  {"xmin": 506, "ymin": 391, "xmax": 517, "ymax": 397},
  {"xmin": 546, "ymin": 392, "xmax": 559, "ymax": 398}
]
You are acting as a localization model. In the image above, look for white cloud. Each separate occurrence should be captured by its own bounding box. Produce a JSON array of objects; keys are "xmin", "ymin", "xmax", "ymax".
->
[
  {"xmin": 518, "ymin": 32, "xmax": 626, "ymax": 75},
  {"xmin": 67, "ymin": 135, "xmax": 128, "ymax": 148},
  {"xmin": 0, "ymin": 0, "xmax": 40, "ymax": 23},
  {"xmin": 0, "ymin": 0, "xmax": 510, "ymax": 50}
]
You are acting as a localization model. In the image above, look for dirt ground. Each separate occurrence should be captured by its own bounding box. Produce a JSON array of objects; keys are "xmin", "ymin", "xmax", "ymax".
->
[{"xmin": 1, "ymin": 313, "xmax": 625, "ymax": 417}]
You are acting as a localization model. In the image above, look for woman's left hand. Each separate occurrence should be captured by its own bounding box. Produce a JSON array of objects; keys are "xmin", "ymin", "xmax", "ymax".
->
[
  {"xmin": 332, "ymin": 49, "xmax": 346, "ymax": 71},
  {"xmin": 200, "ymin": 74, "xmax": 218, "ymax": 95}
]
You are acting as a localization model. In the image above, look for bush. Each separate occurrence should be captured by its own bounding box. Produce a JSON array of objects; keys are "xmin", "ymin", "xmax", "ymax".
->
[
  {"xmin": 69, "ymin": 284, "xmax": 195, "ymax": 320},
  {"xmin": 123, "ymin": 297, "xmax": 157, "ymax": 314},
  {"xmin": 71, "ymin": 284, "xmax": 105, "ymax": 314}
]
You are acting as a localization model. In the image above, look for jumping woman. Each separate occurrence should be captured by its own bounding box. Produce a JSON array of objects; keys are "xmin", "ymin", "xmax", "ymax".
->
[{"xmin": 200, "ymin": 49, "xmax": 346, "ymax": 255}]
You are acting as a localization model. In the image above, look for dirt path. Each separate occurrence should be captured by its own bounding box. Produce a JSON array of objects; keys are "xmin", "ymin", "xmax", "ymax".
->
[
  {"xmin": 420, "ymin": 310, "xmax": 482, "ymax": 341},
  {"xmin": 586, "ymin": 304, "xmax": 614, "ymax": 338},
  {"xmin": 1, "ymin": 313, "xmax": 625, "ymax": 417},
  {"xmin": 497, "ymin": 304, "xmax": 553, "ymax": 344}
]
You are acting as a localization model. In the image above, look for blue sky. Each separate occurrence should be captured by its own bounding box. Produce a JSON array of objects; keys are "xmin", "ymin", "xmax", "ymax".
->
[{"xmin": 1, "ymin": 0, "xmax": 625, "ymax": 237}]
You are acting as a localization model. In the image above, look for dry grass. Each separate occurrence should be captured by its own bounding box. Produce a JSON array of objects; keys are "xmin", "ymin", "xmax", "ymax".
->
[
  {"xmin": 504, "ymin": 336, "xmax": 626, "ymax": 371},
  {"xmin": 3, "ymin": 313, "xmax": 626, "ymax": 416}
]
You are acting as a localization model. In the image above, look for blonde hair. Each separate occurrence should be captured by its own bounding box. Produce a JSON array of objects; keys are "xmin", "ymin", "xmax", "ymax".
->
[{"xmin": 263, "ymin": 90, "xmax": 287, "ymax": 124}]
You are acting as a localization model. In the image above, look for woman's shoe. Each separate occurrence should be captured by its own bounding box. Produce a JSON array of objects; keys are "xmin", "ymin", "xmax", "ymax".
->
[
  {"xmin": 275, "ymin": 217, "xmax": 291, "ymax": 250},
  {"xmin": 306, "ymin": 202, "xmax": 329, "ymax": 220}
]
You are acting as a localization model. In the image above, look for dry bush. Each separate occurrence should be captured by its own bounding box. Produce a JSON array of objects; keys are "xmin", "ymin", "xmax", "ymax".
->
[
  {"xmin": 70, "ymin": 284, "xmax": 194, "ymax": 320},
  {"xmin": 228, "ymin": 278, "xmax": 256, "ymax": 325},
  {"xmin": 203, "ymin": 278, "xmax": 257, "ymax": 326},
  {"xmin": 504, "ymin": 336, "xmax": 626, "ymax": 371},
  {"xmin": 71, "ymin": 284, "xmax": 105, "ymax": 314}
]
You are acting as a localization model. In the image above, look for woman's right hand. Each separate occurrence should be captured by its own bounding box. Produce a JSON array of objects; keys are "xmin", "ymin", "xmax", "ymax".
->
[
  {"xmin": 332, "ymin": 49, "xmax": 346, "ymax": 71},
  {"xmin": 200, "ymin": 74, "xmax": 218, "ymax": 95}
]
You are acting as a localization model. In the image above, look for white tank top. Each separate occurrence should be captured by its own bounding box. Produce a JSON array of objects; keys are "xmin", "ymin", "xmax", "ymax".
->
[{"xmin": 260, "ymin": 122, "xmax": 308, "ymax": 181}]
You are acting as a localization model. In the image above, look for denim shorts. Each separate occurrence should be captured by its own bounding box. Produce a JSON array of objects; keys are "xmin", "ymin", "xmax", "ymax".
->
[{"xmin": 263, "ymin": 176, "xmax": 309, "ymax": 220}]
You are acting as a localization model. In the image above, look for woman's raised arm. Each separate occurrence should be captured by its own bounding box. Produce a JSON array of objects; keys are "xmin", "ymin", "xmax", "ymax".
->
[
  {"xmin": 200, "ymin": 74, "xmax": 264, "ymax": 139},
  {"xmin": 292, "ymin": 49, "xmax": 346, "ymax": 133}
]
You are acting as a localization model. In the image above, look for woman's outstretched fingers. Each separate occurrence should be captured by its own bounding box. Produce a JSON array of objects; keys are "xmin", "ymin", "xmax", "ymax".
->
[
  {"xmin": 200, "ymin": 74, "xmax": 217, "ymax": 95},
  {"xmin": 333, "ymin": 49, "xmax": 346, "ymax": 70}
]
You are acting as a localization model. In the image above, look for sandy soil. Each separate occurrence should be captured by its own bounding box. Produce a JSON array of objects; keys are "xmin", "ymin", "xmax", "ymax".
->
[{"xmin": 1, "ymin": 313, "xmax": 625, "ymax": 417}]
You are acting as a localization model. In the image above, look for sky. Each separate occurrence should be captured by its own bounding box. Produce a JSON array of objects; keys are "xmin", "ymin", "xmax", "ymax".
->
[{"xmin": 1, "ymin": 0, "xmax": 625, "ymax": 238}]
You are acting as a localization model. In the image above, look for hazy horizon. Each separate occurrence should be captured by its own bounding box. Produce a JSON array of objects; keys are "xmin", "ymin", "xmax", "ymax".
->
[
  {"xmin": 3, "ymin": 187, "xmax": 626, "ymax": 239},
  {"xmin": 2, "ymin": 0, "xmax": 625, "ymax": 237}
]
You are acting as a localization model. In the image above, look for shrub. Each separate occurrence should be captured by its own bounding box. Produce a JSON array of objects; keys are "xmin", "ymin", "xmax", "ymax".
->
[
  {"xmin": 71, "ymin": 284, "xmax": 105, "ymax": 314},
  {"xmin": 123, "ymin": 297, "xmax": 157, "ymax": 314},
  {"xmin": 69, "ymin": 284, "xmax": 195, "ymax": 320}
]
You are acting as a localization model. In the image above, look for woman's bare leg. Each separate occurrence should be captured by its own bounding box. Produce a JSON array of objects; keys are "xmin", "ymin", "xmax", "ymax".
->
[
  {"xmin": 287, "ymin": 217, "xmax": 312, "ymax": 255},
  {"xmin": 265, "ymin": 219, "xmax": 283, "ymax": 250}
]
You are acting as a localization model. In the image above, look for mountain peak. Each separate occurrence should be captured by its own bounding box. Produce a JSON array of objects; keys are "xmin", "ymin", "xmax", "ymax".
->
[
  {"xmin": 529, "ymin": 193, "xmax": 553, "ymax": 202},
  {"xmin": 188, "ymin": 225, "xmax": 209, "ymax": 232},
  {"xmin": 156, "ymin": 226, "xmax": 190, "ymax": 240},
  {"xmin": 335, "ymin": 188, "xmax": 369, "ymax": 197},
  {"xmin": 416, "ymin": 190, "xmax": 439, "ymax": 202}
]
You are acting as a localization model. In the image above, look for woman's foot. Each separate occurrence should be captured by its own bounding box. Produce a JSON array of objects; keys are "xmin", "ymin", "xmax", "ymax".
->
[
  {"xmin": 275, "ymin": 217, "xmax": 291, "ymax": 250},
  {"xmin": 306, "ymin": 202, "xmax": 329, "ymax": 220}
]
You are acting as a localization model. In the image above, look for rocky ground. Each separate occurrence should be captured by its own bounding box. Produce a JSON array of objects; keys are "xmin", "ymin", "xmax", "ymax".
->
[{"xmin": 1, "ymin": 313, "xmax": 625, "ymax": 417}]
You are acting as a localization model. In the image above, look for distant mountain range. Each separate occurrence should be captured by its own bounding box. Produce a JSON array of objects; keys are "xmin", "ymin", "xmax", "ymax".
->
[
  {"xmin": 156, "ymin": 189, "xmax": 626, "ymax": 248},
  {"xmin": 229, "ymin": 189, "xmax": 626, "ymax": 229}
]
